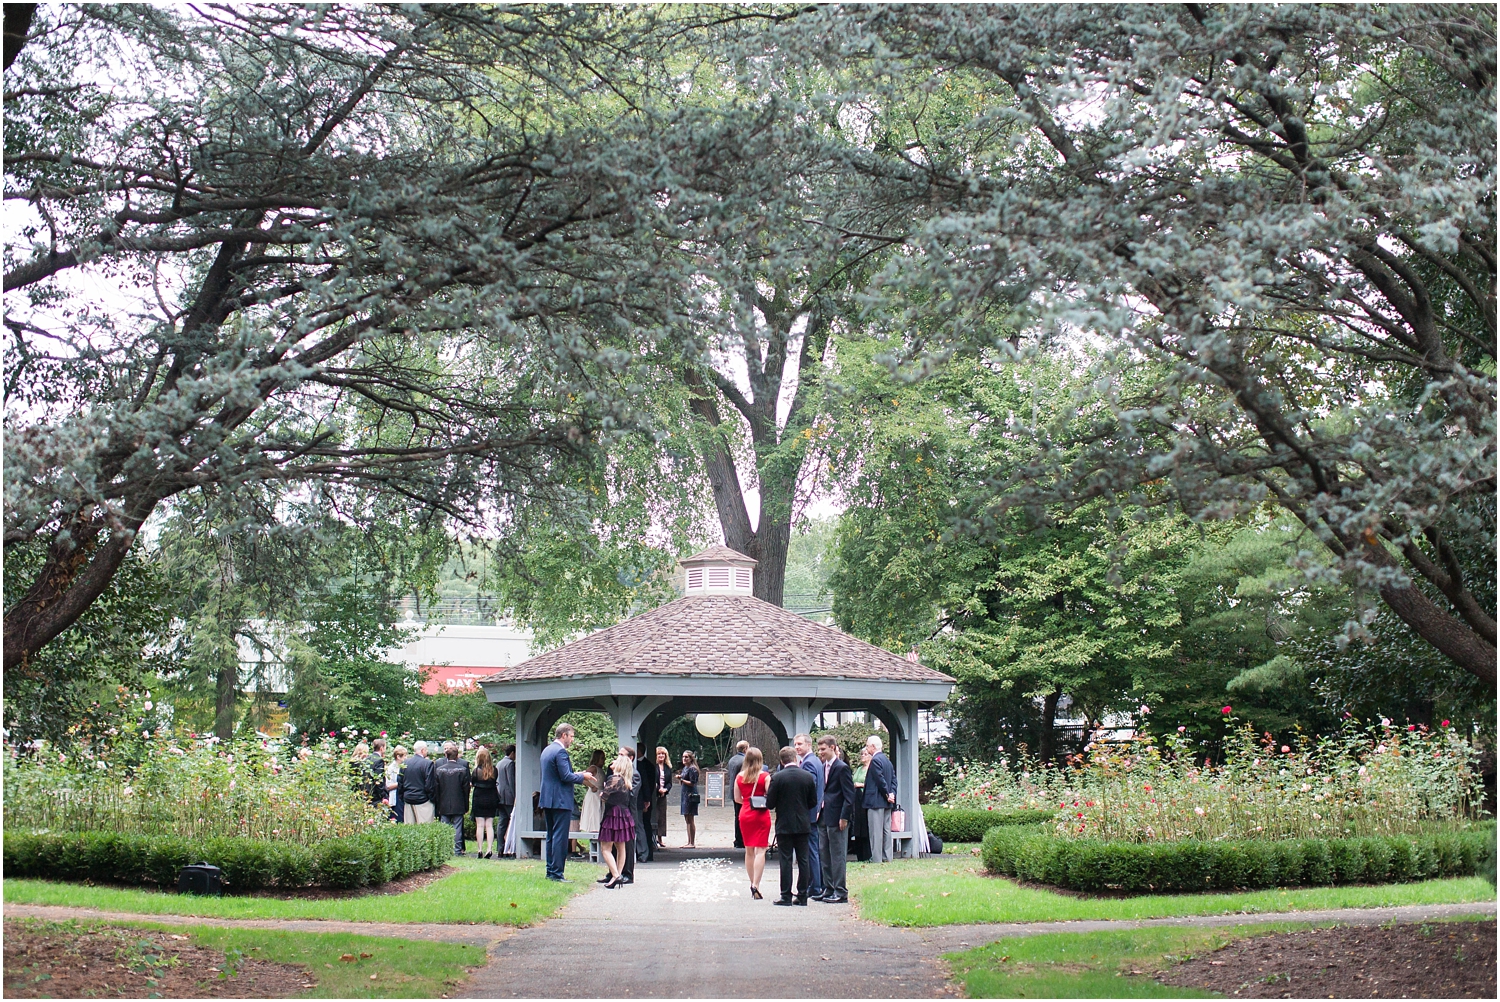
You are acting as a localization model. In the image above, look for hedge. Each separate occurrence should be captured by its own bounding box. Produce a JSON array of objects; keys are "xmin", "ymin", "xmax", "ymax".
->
[
  {"xmin": 922, "ymin": 806, "xmax": 1054, "ymax": 844},
  {"xmin": 3, "ymin": 822, "xmax": 454, "ymax": 892},
  {"xmin": 981, "ymin": 823, "xmax": 1496, "ymax": 894}
]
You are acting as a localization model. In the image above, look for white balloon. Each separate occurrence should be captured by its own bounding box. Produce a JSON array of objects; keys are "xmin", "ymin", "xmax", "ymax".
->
[
  {"xmin": 694, "ymin": 713, "xmax": 725, "ymax": 738},
  {"xmin": 721, "ymin": 713, "xmax": 749, "ymax": 729}
]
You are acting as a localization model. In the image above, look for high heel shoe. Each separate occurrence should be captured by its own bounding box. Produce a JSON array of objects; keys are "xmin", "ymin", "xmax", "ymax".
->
[
  {"xmin": 750, "ymin": 886, "xmax": 763, "ymax": 900},
  {"xmin": 604, "ymin": 876, "xmax": 621, "ymax": 889}
]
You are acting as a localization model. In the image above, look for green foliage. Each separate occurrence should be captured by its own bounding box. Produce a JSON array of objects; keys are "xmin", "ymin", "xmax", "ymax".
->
[
  {"xmin": 937, "ymin": 719, "xmax": 1483, "ymax": 842},
  {"xmin": 4, "ymin": 722, "xmax": 386, "ymax": 844},
  {"xmin": 1, "ymin": 542, "xmax": 173, "ymax": 746},
  {"xmin": 980, "ymin": 824, "xmax": 1496, "ymax": 894},
  {"xmin": 921, "ymin": 807, "xmax": 1053, "ymax": 844},
  {"xmin": 2, "ymin": 823, "xmax": 452, "ymax": 892}
]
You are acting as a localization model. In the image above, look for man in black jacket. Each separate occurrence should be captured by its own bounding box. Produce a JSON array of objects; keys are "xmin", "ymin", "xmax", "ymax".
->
[
  {"xmin": 367, "ymin": 738, "xmax": 388, "ymax": 808},
  {"xmin": 400, "ymin": 740, "xmax": 440, "ymax": 824},
  {"xmin": 434, "ymin": 741, "xmax": 471, "ymax": 855},
  {"xmin": 764, "ymin": 746, "xmax": 818, "ymax": 905},
  {"xmin": 636, "ymin": 744, "xmax": 657, "ymax": 861},
  {"xmin": 814, "ymin": 735, "xmax": 857, "ymax": 902}
]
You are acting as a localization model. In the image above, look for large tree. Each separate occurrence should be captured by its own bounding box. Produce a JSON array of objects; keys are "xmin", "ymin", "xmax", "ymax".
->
[
  {"xmin": 821, "ymin": 3, "xmax": 1496, "ymax": 684},
  {"xmin": 2, "ymin": 5, "xmax": 776, "ymax": 668}
]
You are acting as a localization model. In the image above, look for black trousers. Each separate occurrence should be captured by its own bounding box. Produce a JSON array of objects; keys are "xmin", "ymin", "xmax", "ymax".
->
[
  {"xmin": 732, "ymin": 802, "xmax": 744, "ymax": 848},
  {"xmin": 778, "ymin": 831, "xmax": 811, "ymax": 902},
  {"xmin": 622, "ymin": 829, "xmax": 636, "ymax": 879}
]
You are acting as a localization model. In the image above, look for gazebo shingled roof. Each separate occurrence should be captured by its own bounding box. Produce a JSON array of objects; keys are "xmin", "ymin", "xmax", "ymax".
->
[{"xmin": 479, "ymin": 594, "xmax": 953, "ymax": 684}]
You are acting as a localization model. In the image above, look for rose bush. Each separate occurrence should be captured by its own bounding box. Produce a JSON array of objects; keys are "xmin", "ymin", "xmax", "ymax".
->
[
  {"xmin": 935, "ymin": 718, "xmax": 1482, "ymax": 842},
  {"xmin": 4, "ymin": 695, "xmax": 384, "ymax": 844}
]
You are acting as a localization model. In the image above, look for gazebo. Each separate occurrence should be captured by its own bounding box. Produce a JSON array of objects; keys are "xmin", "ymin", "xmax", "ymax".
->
[{"xmin": 478, "ymin": 545, "xmax": 955, "ymax": 858}]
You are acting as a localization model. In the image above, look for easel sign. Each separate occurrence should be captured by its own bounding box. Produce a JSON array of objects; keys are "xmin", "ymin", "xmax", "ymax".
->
[{"xmin": 704, "ymin": 769, "xmax": 726, "ymax": 807}]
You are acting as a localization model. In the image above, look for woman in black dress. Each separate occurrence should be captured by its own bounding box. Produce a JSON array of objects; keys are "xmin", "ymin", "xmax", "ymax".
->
[
  {"xmin": 470, "ymin": 746, "xmax": 501, "ymax": 859},
  {"xmin": 678, "ymin": 750, "xmax": 700, "ymax": 848}
]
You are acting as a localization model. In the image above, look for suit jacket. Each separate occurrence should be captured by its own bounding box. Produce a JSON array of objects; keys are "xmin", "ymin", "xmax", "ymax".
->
[
  {"xmin": 725, "ymin": 754, "xmax": 746, "ymax": 801},
  {"xmin": 798, "ymin": 751, "xmax": 826, "ymax": 824},
  {"xmin": 652, "ymin": 762, "xmax": 674, "ymax": 798},
  {"xmin": 434, "ymin": 756, "xmax": 471, "ymax": 815},
  {"xmin": 862, "ymin": 751, "xmax": 896, "ymax": 809},
  {"xmin": 539, "ymin": 741, "xmax": 585, "ymax": 810},
  {"xmin": 399, "ymin": 753, "xmax": 438, "ymax": 805},
  {"xmin": 638, "ymin": 760, "xmax": 658, "ymax": 812},
  {"xmin": 819, "ymin": 756, "xmax": 857, "ymax": 827},
  {"xmin": 495, "ymin": 756, "xmax": 516, "ymax": 806},
  {"xmin": 765, "ymin": 763, "xmax": 818, "ymax": 834}
]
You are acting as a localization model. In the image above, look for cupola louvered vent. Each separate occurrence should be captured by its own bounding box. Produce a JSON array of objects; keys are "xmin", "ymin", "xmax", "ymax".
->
[{"xmin": 680, "ymin": 544, "xmax": 756, "ymax": 595}]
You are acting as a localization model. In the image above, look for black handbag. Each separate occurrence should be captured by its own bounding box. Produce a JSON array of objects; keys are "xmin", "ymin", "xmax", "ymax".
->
[
  {"xmin": 689, "ymin": 791, "xmax": 701, "ymax": 806},
  {"xmin": 748, "ymin": 774, "xmax": 768, "ymax": 810}
]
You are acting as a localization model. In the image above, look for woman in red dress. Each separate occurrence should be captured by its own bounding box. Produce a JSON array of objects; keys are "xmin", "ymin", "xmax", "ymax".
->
[{"xmin": 736, "ymin": 747, "xmax": 772, "ymax": 899}]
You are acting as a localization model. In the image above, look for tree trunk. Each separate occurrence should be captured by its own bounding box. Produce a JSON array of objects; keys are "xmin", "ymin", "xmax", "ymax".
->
[
  {"xmin": 3, "ymin": 497, "xmax": 157, "ymax": 673},
  {"xmin": 1037, "ymin": 688, "xmax": 1061, "ymax": 767},
  {"xmin": 747, "ymin": 515, "xmax": 790, "ymax": 607},
  {"xmin": 3, "ymin": 4, "xmax": 35, "ymax": 71},
  {"xmin": 1361, "ymin": 540, "xmax": 1497, "ymax": 688},
  {"xmin": 215, "ymin": 659, "xmax": 239, "ymax": 742}
]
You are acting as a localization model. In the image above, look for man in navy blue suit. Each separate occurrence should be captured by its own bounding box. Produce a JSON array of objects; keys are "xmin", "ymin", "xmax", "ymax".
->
[
  {"xmin": 539, "ymin": 722, "xmax": 586, "ymax": 881},
  {"xmin": 862, "ymin": 735, "xmax": 898, "ymax": 863},
  {"xmin": 793, "ymin": 733, "xmax": 825, "ymax": 898},
  {"xmin": 813, "ymin": 734, "xmax": 856, "ymax": 902}
]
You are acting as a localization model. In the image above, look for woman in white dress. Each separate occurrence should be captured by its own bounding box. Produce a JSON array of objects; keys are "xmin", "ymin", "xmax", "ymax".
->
[{"xmin": 579, "ymin": 748, "xmax": 606, "ymax": 836}]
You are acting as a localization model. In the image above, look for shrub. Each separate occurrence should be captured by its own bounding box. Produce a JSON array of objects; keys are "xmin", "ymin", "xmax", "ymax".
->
[
  {"xmin": 3, "ymin": 823, "xmax": 452, "ymax": 892},
  {"xmin": 980, "ymin": 825, "xmax": 1492, "ymax": 894},
  {"xmin": 922, "ymin": 806, "xmax": 1053, "ymax": 843}
]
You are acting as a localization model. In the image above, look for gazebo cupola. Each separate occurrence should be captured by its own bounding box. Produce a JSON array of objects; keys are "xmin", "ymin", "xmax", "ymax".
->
[{"xmin": 680, "ymin": 544, "xmax": 756, "ymax": 595}]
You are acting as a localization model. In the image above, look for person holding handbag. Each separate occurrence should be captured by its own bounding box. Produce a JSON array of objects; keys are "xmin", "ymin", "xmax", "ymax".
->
[
  {"xmin": 735, "ymin": 747, "xmax": 771, "ymax": 899},
  {"xmin": 678, "ymin": 750, "xmax": 700, "ymax": 848}
]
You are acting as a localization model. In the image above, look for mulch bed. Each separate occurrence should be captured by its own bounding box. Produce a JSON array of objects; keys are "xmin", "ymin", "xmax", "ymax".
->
[
  {"xmin": 1158, "ymin": 919, "xmax": 1497, "ymax": 998},
  {"xmin": 243, "ymin": 862, "xmax": 454, "ymax": 899},
  {"xmin": 3, "ymin": 919, "xmax": 314, "ymax": 999}
]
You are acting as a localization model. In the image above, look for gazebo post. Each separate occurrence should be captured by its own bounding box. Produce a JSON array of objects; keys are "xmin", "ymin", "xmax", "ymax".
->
[{"xmin": 512, "ymin": 700, "xmax": 548, "ymax": 859}]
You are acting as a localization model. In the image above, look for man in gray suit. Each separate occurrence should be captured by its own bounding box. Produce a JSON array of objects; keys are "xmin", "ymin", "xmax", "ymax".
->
[
  {"xmin": 496, "ymin": 744, "xmax": 516, "ymax": 856},
  {"xmin": 725, "ymin": 740, "xmax": 748, "ymax": 849}
]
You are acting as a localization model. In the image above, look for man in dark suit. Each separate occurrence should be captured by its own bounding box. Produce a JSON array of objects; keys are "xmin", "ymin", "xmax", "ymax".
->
[
  {"xmin": 814, "ymin": 735, "xmax": 856, "ymax": 902},
  {"xmin": 495, "ymin": 744, "xmax": 516, "ymax": 857},
  {"xmin": 399, "ymin": 740, "xmax": 439, "ymax": 823},
  {"xmin": 635, "ymin": 743, "xmax": 656, "ymax": 862},
  {"xmin": 725, "ymin": 740, "xmax": 748, "ymax": 849},
  {"xmin": 862, "ymin": 735, "xmax": 898, "ymax": 863},
  {"xmin": 793, "ymin": 733, "xmax": 826, "ymax": 898},
  {"xmin": 539, "ymin": 722, "xmax": 586, "ymax": 881},
  {"xmin": 764, "ymin": 746, "xmax": 818, "ymax": 905},
  {"xmin": 434, "ymin": 741, "xmax": 472, "ymax": 856}
]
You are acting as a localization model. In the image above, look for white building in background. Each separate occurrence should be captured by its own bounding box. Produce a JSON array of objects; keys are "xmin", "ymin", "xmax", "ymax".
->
[{"xmin": 385, "ymin": 616, "xmax": 534, "ymax": 693}]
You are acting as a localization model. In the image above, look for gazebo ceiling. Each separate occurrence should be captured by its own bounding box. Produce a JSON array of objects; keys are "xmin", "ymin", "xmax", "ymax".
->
[{"xmin": 478, "ymin": 593, "xmax": 953, "ymax": 686}]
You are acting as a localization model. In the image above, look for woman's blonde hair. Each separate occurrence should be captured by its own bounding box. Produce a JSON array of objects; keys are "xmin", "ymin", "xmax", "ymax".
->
[
  {"xmin": 612, "ymin": 754, "xmax": 632, "ymax": 779},
  {"xmin": 393, "ymin": 745, "xmax": 408, "ymax": 759},
  {"xmin": 739, "ymin": 747, "xmax": 763, "ymax": 783},
  {"xmin": 474, "ymin": 745, "xmax": 495, "ymax": 781}
]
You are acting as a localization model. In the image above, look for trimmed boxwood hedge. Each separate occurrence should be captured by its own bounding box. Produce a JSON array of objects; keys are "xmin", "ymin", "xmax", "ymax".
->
[
  {"xmin": 922, "ymin": 806, "xmax": 1054, "ymax": 844},
  {"xmin": 981, "ymin": 823, "xmax": 1495, "ymax": 894},
  {"xmin": 3, "ymin": 822, "xmax": 453, "ymax": 892}
]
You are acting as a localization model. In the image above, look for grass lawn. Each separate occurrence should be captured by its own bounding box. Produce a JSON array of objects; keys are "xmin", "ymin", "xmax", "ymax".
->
[
  {"xmin": 3, "ymin": 854, "xmax": 600, "ymax": 926},
  {"xmin": 136, "ymin": 920, "xmax": 479, "ymax": 999},
  {"xmin": 849, "ymin": 857, "xmax": 1495, "ymax": 926},
  {"xmin": 944, "ymin": 922, "xmax": 1298, "ymax": 998}
]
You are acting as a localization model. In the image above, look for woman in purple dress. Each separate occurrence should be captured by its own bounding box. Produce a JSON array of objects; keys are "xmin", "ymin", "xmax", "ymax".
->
[{"xmin": 596, "ymin": 754, "xmax": 637, "ymax": 888}]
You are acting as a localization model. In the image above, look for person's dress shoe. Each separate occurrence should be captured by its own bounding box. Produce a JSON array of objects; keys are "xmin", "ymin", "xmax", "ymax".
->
[
  {"xmin": 773, "ymin": 898, "xmax": 795, "ymax": 906},
  {"xmin": 546, "ymin": 876, "xmax": 572, "ymax": 882},
  {"xmin": 818, "ymin": 895, "xmax": 849, "ymax": 903},
  {"xmin": 596, "ymin": 875, "xmax": 611, "ymax": 883},
  {"xmin": 793, "ymin": 897, "xmax": 808, "ymax": 906},
  {"xmin": 618, "ymin": 877, "xmax": 633, "ymax": 884}
]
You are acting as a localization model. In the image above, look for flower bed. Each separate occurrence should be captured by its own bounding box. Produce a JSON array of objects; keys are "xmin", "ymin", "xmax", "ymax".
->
[
  {"xmin": 922, "ymin": 806, "xmax": 1054, "ymax": 844},
  {"xmin": 3, "ymin": 823, "xmax": 453, "ymax": 891},
  {"xmin": 936, "ymin": 717, "xmax": 1481, "ymax": 842},
  {"xmin": 981, "ymin": 822, "xmax": 1495, "ymax": 894}
]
